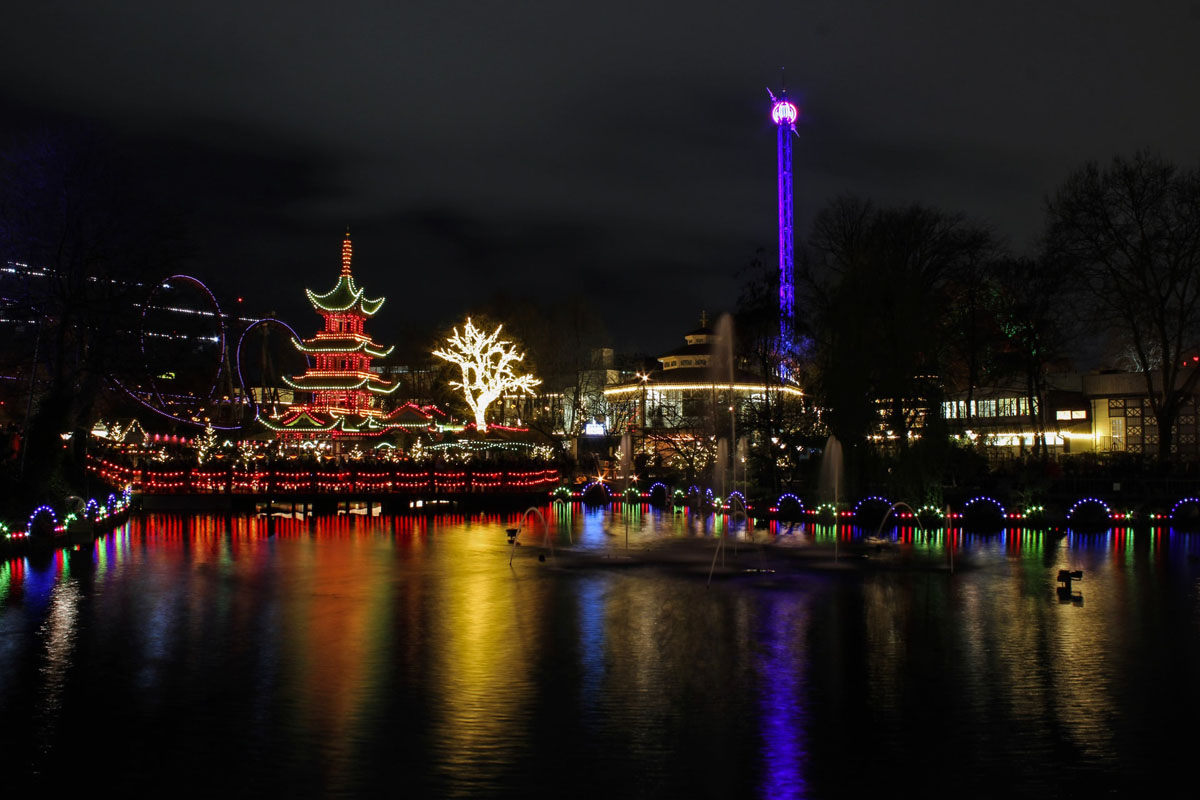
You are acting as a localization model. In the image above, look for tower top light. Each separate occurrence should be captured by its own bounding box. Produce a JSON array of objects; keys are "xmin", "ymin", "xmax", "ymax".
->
[{"xmin": 771, "ymin": 100, "xmax": 798, "ymax": 126}]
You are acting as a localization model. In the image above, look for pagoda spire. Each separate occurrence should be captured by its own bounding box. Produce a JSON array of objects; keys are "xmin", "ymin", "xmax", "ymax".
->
[{"xmin": 341, "ymin": 227, "xmax": 353, "ymax": 277}]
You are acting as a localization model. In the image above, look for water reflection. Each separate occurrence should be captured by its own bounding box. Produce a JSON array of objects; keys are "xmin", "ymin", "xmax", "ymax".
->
[
  {"xmin": 33, "ymin": 562, "xmax": 80, "ymax": 759},
  {"xmin": 427, "ymin": 516, "xmax": 538, "ymax": 795},
  {"xmin": 758, "ymin": 596, "xmax": 810, "ymax": 799},
  {"xmin": 0, "ymin": 514, "xmax": 1198, "ymax": 795}
]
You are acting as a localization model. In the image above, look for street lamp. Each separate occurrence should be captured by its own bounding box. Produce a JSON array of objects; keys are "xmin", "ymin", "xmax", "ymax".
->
[{"xmin": 635, "ymin": 371, "xmax": 651, "ymax": 460}]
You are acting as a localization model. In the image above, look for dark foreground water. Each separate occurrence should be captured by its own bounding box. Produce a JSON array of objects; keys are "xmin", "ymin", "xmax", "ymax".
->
[{"xmin": 2, "ymin": 507, "xmax": 1199, "ymax": 798}]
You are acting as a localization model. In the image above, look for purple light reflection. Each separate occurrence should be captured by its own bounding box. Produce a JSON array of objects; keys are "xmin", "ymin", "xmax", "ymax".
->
[{"xmin": 758, "ymin": 599, "xmax": 810, "ymax": 799}]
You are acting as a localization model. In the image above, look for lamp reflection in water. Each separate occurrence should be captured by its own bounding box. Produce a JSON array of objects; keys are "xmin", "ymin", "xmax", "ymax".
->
[
  {"xmin": 758, "ymin": 596, "xmax": 810, "ymax": 798},
  {"xmin": 34, "ymin": 555, "xmax": 82, "ymax": 766}
]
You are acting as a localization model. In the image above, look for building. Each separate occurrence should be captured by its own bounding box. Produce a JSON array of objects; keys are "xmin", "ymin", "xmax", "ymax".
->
[
  {"xmin": 259, "ymin": 232, "xmax": 409, "ymax": 446},
  {"xmin": 1082, "ymin": 369, "xmax": 1200, "ymax": 459},
  {"xmin": 940, "ymin": 377, "xmax": 1092, "ymax": 458},
  {"xmin": 605, "ymin": 316, "xmax": 802, "ymax": 429},
  {"xmin": 602, "ymin": 315, "xmax": 804, "ymax": 475}
]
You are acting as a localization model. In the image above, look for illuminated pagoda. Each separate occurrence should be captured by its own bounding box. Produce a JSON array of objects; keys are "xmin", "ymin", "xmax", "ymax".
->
[{"xmin": 260, "ymin": 231, "xmax": 407, "ymax": 443}]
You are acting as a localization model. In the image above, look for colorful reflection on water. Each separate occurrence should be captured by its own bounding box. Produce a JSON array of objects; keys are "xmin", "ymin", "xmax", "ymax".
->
[{"xmin": 1, "ymin": 508, "xmax": 1199, "ymax": 796}]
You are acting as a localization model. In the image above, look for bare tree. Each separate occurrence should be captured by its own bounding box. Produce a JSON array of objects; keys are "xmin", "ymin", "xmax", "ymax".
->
[
  {"xmin": 990, "ymin": 255, "xmax": 1078, "ymax": 459},
  {"xmin": 642, "ymin": 398, "xmax": 719, "ymax": 485},
  {"xmin": 432, "ymin": 317, "xmax": 540, "ymax": 430},
  {"xmin": 1046, "ymin": 151, "xmax": 1200, "ymax": 463},
  {"xmin": 803, "ymin": 196, "xmax": 995, "ymax": 450}
]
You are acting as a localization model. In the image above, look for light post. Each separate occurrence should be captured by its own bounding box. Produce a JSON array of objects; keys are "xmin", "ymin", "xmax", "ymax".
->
[{"xmin": 636, "ymin": 371, "xmax": 650, "ymax": 466}]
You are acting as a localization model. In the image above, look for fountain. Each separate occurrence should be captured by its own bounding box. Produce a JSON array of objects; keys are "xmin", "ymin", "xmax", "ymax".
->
[
  {"xmin": 872, "ymin": 501, "xmax": 955, "ymax": 572},
  {"xmin": 620, "ymin": 430, "xmax": 633, "ymax": 494},
  {"xmin": 712, "ymin": 313, "xmax": 738, "ymax": 501},
  {"xmin": 708, "ymin": 492, "xmax": 772, "ymax": 585},
  {"xmin": 871, "ymin": 501, "xmax": 922, "ymax": 542},
  {"xmin": 817, "ymin": 435, "xmax": 843, "ymax": 508},
  {"xmin": 715, "ymin": 438, "xmax": 729, "ymax": 501},
  {"xmin": 508, "ymin": 506, "xmax": 558, "ymax": 565}
]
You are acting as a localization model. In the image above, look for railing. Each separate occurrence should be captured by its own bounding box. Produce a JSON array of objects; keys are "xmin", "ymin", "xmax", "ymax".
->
[{"xmin": 87, "ymin": 456, "xmax": 558, "ymax": 495}]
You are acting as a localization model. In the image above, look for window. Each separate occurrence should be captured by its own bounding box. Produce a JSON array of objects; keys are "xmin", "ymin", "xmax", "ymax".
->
[{"xmin": 1111, "ymin": 417, "xmax": 1125, "ymax": 451}]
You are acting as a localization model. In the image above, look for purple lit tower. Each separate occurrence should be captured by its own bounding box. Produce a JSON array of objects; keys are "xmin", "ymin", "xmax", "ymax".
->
[{"xmin": 768, "ymin": 82, "xmax": 799, "ymax": 356}]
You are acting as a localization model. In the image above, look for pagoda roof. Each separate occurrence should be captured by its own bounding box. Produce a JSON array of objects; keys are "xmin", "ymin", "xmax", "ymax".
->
[
  {"xmin": 293, "ymin": 334, "xmax": 394, "ymax": 358},
  {"xmin": 305, "ymin": 275, "xmax": 386, "ymax": 317},
  {"xmin": 283, "ymin": 373, "xmax": 401, "ymax": 394},
  {"xmin": 258, "ymin": 408, "xmax": 339, "ymax": 432},
  {"xmin": 256, "ymin": 408, "xmax": 405, "ymax": 436},
  {"xmin": 304, "ymin": 231, "xmax": 386, "ymax": 316},
  {"xmin": 329, "ymin": 414, "xmax": 398, "ymax": 433},
  {"xmin": 381, "ymin": 403, "xmax": 438, "ymax": 427}
]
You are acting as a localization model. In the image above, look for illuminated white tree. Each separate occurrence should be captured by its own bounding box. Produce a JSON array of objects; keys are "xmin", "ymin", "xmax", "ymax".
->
[
  {"xmin": 433, "ymin": 318, "xmax": 541, "ymax": 431},
  {"xmin": 194, "ymin": 421, "xmax": 217, "ymax": 464}
]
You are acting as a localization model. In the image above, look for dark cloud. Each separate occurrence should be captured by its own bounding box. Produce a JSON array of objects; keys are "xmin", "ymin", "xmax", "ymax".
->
[{"xmin": 3, "ymin": 0, "xmax": 1200, "ymax": 350}]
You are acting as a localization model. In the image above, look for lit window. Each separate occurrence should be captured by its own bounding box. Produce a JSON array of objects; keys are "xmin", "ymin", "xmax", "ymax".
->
[{"xmin": 1111, "ymin": 417, "xmax": 1125, "ymax": 451}]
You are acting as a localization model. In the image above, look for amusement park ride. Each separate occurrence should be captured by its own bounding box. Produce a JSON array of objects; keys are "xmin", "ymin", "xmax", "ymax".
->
[
  {"xmin": 120, "ymin": 273, "xmax": 307, "ymax": 431},
  {"xmin": 767, "ymin": 73, "xmax": 799, "ymax": 367},
  {"xmin": 114, "ymin": 230, "xmax": 435, "ymax": 446}
]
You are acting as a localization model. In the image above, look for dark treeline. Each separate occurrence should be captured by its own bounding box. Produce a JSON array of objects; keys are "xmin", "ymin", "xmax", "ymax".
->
[
  {"xmin": 0, "ymin": 126, "xmax": 189, "ymax": 510},
  {"xmin": 782, "ymin": 151, "xmax": 1200, "ymax": 502}
]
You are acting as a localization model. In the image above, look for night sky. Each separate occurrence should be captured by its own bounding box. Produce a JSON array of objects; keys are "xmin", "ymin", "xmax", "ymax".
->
[{"xmin": 3, "ymin": 1, "xmax": 1199, "ymax": 354}]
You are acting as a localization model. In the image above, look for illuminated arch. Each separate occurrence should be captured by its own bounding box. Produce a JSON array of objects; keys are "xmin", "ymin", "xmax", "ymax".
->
[
  {"xmin": 27, "ymin": 505, "xmax": 58, "ymax": 534},
  {"xmin": 854, "ymin": 495, "xmax": 892, "ymax": 513},
  {"xmin": 776, "ymin": 493, "xmax": 804, "ymax": 519},
  {"xmin": 814, "ymin": 502, "xmax": 839, "ymax": 519},
  {"xmin": 1169, "ymin": 497, "xmax": 1200, "ymax": 521},
  {"xmin": 580, "ymin": 481, "xmax": 611, "ymax": 505},
  {"xmin": 1066, "ymin": 497, "xmax": 1111, "ymax": 521},
  {"xmin": 963, "ymin": 496, "xmax": 1006, "ymax": 515}
]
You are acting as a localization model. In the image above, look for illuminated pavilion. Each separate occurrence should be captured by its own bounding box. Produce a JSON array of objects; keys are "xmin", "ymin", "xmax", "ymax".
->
[{"xmin": 603, "ymin": 313, "xmax": 804, "ymax": 436}]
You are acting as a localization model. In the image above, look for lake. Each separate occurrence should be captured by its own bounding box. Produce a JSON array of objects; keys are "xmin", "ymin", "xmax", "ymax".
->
[{"xmin": 2, "ymin": 507, "xmax": 1198, "ymax": 797}]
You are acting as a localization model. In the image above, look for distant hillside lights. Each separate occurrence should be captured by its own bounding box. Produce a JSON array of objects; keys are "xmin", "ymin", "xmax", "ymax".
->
[{"xmin": 432, "ymin": 318, "xmax": 541, "ymax": 431}]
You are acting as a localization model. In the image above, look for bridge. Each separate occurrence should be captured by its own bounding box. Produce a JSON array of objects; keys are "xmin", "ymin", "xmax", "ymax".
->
[{"xmin": 88, "ymin": 456, "xmax": 559, "ymax": 512}]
